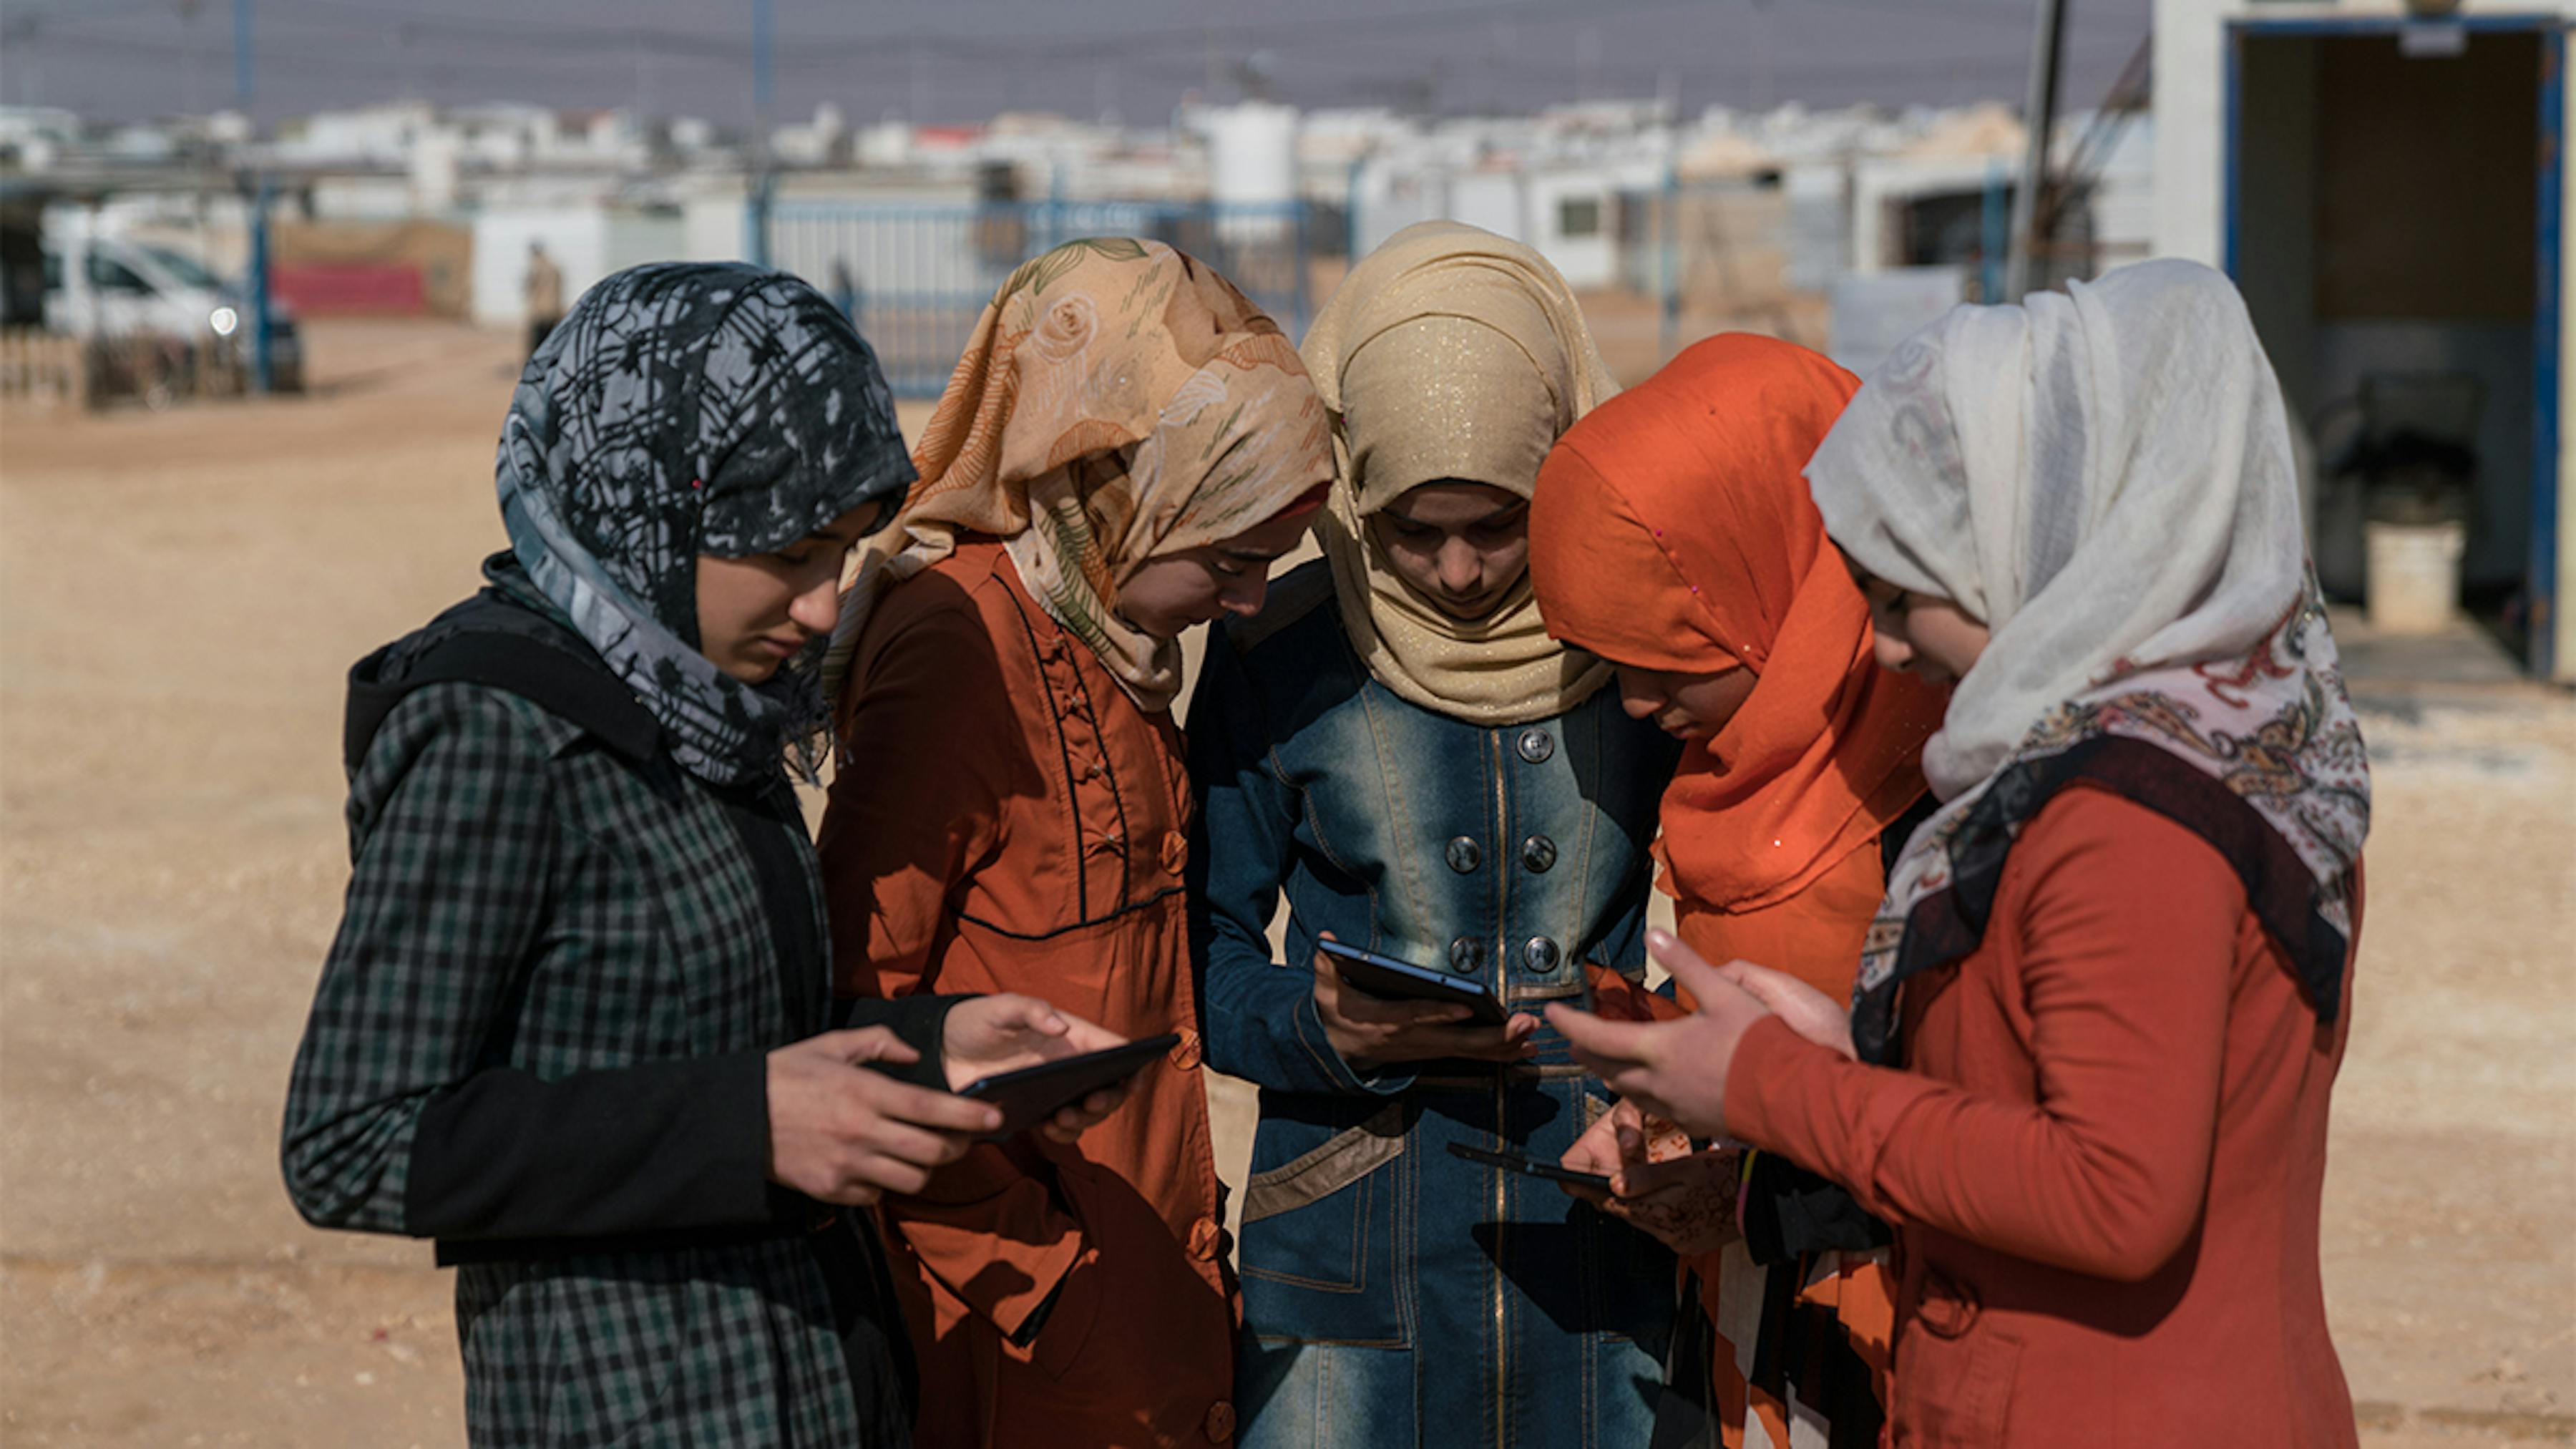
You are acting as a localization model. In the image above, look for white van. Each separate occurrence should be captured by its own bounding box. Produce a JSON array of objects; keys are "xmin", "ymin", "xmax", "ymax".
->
[{"xmin": 41, "ymin": 231, "xmax": 303, "ymax": 392}]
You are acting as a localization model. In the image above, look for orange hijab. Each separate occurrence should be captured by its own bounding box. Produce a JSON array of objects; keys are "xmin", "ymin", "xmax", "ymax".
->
[{"xmin": 1528, "ymin": 333, "xmax": 1946, "ymax": 914}]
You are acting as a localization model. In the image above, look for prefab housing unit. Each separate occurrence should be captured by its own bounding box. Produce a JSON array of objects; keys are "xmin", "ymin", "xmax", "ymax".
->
[{"xmin": 2157, "ymin": 0, "xmax": 2574, "ymax": 678}]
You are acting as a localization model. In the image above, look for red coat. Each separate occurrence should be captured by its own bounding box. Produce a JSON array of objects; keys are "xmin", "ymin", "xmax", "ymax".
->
[
  {"xmin": 819, "ymin": 542, "xmax": 1237, "ymax": 1448},
  {"xmin": 1727, "ymin": 786, "xmax": 2361, "ymax": 1448}
]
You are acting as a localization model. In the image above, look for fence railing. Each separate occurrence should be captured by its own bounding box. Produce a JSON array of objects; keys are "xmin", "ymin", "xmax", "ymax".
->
[
  {"xmin": 763, "ymin": 200, "xmax": 1310, "ymax": 396},
  {"xmin": 0, "ymin": 328, "xmax": 250, "ymax": 410}
]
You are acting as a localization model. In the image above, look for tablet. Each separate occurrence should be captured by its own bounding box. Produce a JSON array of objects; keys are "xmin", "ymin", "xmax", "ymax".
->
[
  {"xmin": 955, "ymin": 1033, "xmax": 1181, "ymax": 1140},
  {"xmin": 1316, "ymin": 938, "xmax": 1508, "ymax": 1027},
  {"xmin": 1445, "ymin": 1141, "xmax": 1612, "ymax": 1191}
]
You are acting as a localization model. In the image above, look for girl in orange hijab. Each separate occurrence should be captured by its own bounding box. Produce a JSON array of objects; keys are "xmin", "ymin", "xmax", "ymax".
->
[{"xmin": 1527, "ymin": 333, "xmax": 1946, "ymax": 1448}]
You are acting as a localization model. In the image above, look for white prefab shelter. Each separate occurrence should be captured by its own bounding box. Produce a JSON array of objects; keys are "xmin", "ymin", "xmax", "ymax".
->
[{"xmin": 2155, "ymin": 0, "xmax": 2576, "ymax": 679}]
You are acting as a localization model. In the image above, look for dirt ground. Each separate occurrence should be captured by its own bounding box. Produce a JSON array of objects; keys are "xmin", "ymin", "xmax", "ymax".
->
[{"xmin": 3, "ymin": 318, "xmax": 2571, "ymax": 1446}]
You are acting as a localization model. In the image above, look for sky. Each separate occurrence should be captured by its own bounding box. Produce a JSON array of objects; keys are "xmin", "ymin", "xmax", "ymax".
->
[{"xmin": 2, "ymin": 0, "xmax": 2152, "ymax": 131}]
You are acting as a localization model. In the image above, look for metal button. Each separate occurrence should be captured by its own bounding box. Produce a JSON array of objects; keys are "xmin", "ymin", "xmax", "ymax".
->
[
  {"xmin": 1204, "ymin": 1401, "xmax": 1236, "ymax": 1443},
  {"xmin": 1444, "ymin": 836, "xmax": 1482, "ymax": 874},
  {"xmin": 1160, "ymin": 830, "xmax": 1189, "ymax": 877},
  {"xmin": 1448, "ymin": 936, "xmax": 1482, "ymax": 975},
  {"xmin": 1516, "ymin": 728, "xmax": 1553, "ymax": 763},
  {"xmin": 1522, "ymin": 937, "xmax": 1561, "ymax": 972},
  {"xmin": 1520, "ymin": 834, "xmax": 1557, "ymax": 874},
  {"xmin": 1170, "ymin": 1028, "xmax": 1202, "ymax": 1070}
]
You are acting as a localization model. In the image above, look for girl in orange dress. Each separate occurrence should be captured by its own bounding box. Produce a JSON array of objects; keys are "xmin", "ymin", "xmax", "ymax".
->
[
  {"xmin": 1526, "ymin": 333, "xmax": 1947, "ymax": 1447},
  {"xmin": 816, "ymin": 238, "xmax": 1332, "ymax": 1448}
]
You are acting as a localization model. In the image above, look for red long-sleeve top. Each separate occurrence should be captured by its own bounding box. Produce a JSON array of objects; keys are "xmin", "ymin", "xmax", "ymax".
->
[{"xmin": 1726, "ymin": 785, "xmax": 2361, "ymax": 1449}]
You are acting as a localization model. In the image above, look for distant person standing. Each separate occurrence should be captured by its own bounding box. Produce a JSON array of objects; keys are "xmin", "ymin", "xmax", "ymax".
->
[
  {"xmin": 522, "ymin": 241, "xmax": 564, "ymax": 359},
  {"xmin": 829, "ymin": 257, "xmax": 859, "ymax": 324}
]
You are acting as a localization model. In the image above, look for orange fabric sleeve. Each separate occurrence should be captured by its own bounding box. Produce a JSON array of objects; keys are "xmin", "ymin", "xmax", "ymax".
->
[
  {"xmin": 1724, "ymin": 789, "xmax": 2240, "ymax": 1283},
  {"xmin": 817, "ymin": 582, "xmax": 1013, "ymax": 1002}
]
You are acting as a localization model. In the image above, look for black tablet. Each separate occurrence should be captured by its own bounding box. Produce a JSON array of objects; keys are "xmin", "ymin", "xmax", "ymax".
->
[
  {"xmin": 955, "ymin": 1033, "xmax": 1181, "ymax": 1140},
  {"xmin": 1316, "ymin": 938, "xmax": 1508, "ymax": 1026},
  {"xmin": 1445, "ymin": 1141, "xmax": 1612, "ymax": 1191}
]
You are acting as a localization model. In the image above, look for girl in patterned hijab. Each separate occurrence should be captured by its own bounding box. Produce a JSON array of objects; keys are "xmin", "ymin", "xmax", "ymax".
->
[
  {"xmin": 289, "ymin": 263, "xmax": 1139, "ymax": 1447},
  {"xmin": 493, "ymin": 260, "xmax": 916, "ymax": 784}
]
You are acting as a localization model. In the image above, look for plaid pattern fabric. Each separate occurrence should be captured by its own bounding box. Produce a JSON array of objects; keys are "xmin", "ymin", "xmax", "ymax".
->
[{"xmin": 284, "ymin": 680, "xmax": 886, "ymax": 1445}]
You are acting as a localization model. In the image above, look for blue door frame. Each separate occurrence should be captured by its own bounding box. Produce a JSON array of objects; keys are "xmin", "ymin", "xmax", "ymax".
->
[{"xmin": 2225, "ymin": 14, "xmax": 2568, "ymax": 677}]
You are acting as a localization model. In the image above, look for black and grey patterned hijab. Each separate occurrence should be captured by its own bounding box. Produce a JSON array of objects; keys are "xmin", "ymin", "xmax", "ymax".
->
[{"xmin": 492, "ymin": 262, "xmax": 914, "ymax": 787}]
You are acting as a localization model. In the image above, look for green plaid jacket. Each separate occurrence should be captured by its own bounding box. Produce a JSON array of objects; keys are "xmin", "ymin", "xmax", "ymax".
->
[{"xmin": 284, "ymin": 615, "xmax": 935, "ymax": 1446}]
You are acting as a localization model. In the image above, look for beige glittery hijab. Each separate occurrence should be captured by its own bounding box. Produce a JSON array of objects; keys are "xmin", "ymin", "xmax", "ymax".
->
[{"xmin": 1302, "ymin": 221, "xmax": 1618, "ymax": 725}]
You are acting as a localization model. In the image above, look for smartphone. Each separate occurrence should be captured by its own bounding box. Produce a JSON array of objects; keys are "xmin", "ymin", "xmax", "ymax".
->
[
  {"xmin": 955, "ymin": 1033, "xmax": 1181, "ymax": 1140},
  {"xmin": 1315, "ymin": 938, "xmax": 1508, "ymax": 1026},
  {"xmin": 1445, "ymin": 1141, "xmax": 1613, "ymax": 1191}
]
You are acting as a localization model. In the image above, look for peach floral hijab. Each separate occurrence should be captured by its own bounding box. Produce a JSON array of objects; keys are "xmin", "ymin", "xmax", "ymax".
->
[{"xmin": 825, "ymin": 238, "xmax": 1332, "ymax": 712}]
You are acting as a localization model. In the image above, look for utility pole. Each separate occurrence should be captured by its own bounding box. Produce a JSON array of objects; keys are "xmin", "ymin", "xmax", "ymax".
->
[
  {"xmin": 2004, "ymin": 0, "xmax": 2067, "ymax": 301},
  {"xmin": 233, "ymin": 0, "xmax": 253, "ymax": 117},
  {"xmin": 749, "ymin": 0, "xmax": 774, "ymax": 267},
  {"xmin": 236, "ymin": 0, "xmax": 273, "ymax": 394}
]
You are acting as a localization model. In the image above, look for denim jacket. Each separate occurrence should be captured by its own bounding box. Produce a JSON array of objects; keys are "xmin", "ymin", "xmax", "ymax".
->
[{"xmin": 1186, "ymin": 562, "xmax": 1682, "ymax": 1446}]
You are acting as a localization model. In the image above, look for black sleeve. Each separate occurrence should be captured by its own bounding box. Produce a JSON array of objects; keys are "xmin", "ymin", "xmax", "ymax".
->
[
  {"xmin": 406, "ymin": 994, "xmax": 977, "ymax": 1243},
  {"xmin": 404, "ymin": 1053, "xmax": 777, "ymax": 1241},
  {"xmin": 837, "ymin": 992, "xmax": 970, "ymax": 1091}
]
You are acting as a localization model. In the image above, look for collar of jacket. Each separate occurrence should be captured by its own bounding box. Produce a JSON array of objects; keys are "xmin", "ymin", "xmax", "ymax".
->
[{"xmin": 344, "ymin": 589, "xmax": 664, "ymax": 774}]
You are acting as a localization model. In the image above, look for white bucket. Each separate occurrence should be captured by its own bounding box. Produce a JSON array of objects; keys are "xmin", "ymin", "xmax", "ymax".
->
[{"xmin": 2364, "ymin": 519, "xmax": 2466, "ymax": 634}]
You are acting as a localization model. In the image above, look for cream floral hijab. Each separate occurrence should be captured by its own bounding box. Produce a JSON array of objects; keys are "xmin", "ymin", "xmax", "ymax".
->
[
  {"xmin": 1302, "ymin": 221, "xmax": 1617, "ymax": 725},
  {"xmin": 1807, "ymin": 260, "xmax": 2371, "ymax": 1063},
  {"xmin": 826, "ymin": 238, "xmax": 1331, "ymax": 713}
]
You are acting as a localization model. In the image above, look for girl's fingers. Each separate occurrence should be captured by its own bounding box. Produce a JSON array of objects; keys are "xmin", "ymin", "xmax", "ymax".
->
[
  {"xmin": 1420, "ymin": 1025, "xmax": 1536, "ymax": 1060},
  {"xmin": 865, "ymin": 1076, "xmax": 1004, "ymax": 1135},
  {"xmin": 854, "ymin": 1118, "xmax": 969, "ymax": 1169},
  {"xmin": 1656, "ymin": 948, "xmax": 1740, "ymax": 1013},
  {"xmin": 1643, "ymin": 927, "xmax": 1719, "ymax": 980},
  {"xmin": 991, "ymin": 995, "xmax": 1069, "ymax": 1036},
  {"xmin": 1544, "ymin": 1005, "xmax": 1659, "ymax": 1068},
  {"xmin": 847, "ymin": 1152, "xmax": 932, "ymax": 1199},
  {"xmin": 817, "ymin": 1027, "xmax": 921, "ymax": 1066},
  {"xmin": 1713, "ymin": 960, "xmax": 1824, "ymax": 1015}
]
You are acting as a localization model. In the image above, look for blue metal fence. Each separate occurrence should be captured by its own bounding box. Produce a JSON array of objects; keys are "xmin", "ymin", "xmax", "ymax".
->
[{"xmin": 762, "ymin": 199, "xmax": 1311, "ymax": 396}]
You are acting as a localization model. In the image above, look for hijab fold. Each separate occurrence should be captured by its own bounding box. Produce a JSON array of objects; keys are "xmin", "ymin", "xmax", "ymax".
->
[
  {"xmin": 1531, "ymin": 334, "xmax": 1947, "ymax": 913},
  {"xmin": 494, "ymin": 262, "xmax": 914, "ymax": 786},
  {"xmin": 826, "ymin": 238, "xmax": 1330, "ymax": 713},
  {"xmin": 1302, "ymin": 221, "xmax": 1617, "ymax": 725},
  {"xmin": 1806, "ymin": 259, "xmax": 2371, "ymax": 1063}
]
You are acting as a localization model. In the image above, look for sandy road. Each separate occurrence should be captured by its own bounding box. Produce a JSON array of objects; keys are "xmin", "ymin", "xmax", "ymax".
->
[{"xmin": 2, "ymin": 319, "xmax": 2569, "ymax": 1445}]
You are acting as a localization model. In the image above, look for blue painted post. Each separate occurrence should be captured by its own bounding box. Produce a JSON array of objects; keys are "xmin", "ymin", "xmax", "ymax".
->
[
  {"xmin": 750, "ymin": 0, "xmax": 773, "ymax": 268},
  {"xmin": 249, "ymin": 175, "xmax": 273, "ymax": 394},
  {"xmin": 233, "ymin": 0, "xmax": 253, "ymax": 117},
  {"xmin": 235, "ymin": 0, "xmax": 271, "ymax": 394},
  {"xmin": 2532, "ymin": 26, "xmax": 2564, "ymax": 678}
]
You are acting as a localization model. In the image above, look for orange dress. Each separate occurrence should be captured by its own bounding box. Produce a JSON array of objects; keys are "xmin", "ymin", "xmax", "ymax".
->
[
  {"xmin": 818, "ymin": 541, "xmax": 1238, "ymax": 1449},
  {"xmin": 1674, "ymin": 846, "xmax": 1899, "ymax": 1443},
  {"xmin": 1727, "ymin": 788, "xmax": 2361, "ymax": 1448},
  {"xmin": 1531, "ymin": 333, "xmax": 1943, "ymax": 1445}
]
